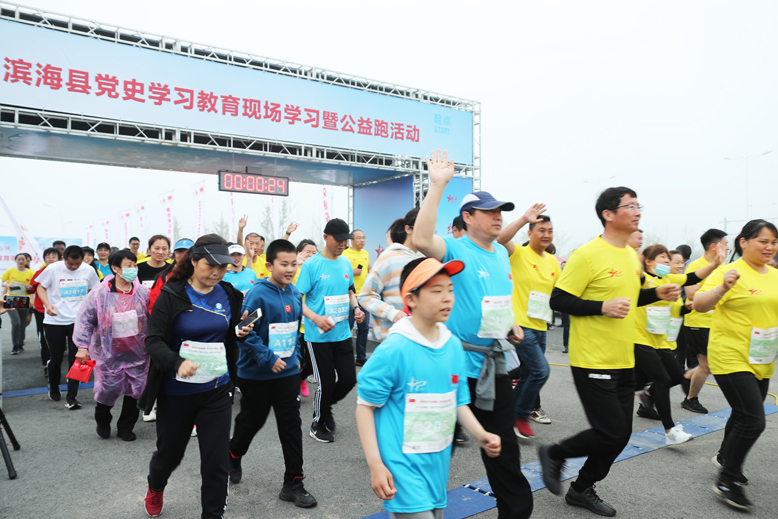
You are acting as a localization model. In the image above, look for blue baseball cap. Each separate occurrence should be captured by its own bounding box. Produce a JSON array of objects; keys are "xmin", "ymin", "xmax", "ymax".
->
[
  {"xmin": 459, "ymin": 191, "xmax": 515, "ymax": 215},
  {"xmin": 174, "ymin": 238, "xmax": 194, "ymax": 251}
]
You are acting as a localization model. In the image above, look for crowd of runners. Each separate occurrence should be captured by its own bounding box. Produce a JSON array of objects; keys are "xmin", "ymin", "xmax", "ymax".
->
[{"xmin": 2, "ymin": 149, "xmax": 778, "ymax": 519}]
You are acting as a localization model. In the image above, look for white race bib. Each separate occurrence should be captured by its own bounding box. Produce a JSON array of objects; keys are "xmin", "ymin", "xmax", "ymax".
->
[
  {"xmin": 526, "ymin": 291, "xmax": 553, "ymax": 323},
  {"xmin": 176, "ymin": 341, "xmax": 228, "ymax": 384},
  {"xmin": 59, "ymin": 279, "xmax": 88, "ymax": 302},
  {"xmin": 477, "ymin": 295, "xmax": 514, "ymax": 339},
  {"xmin": 142, "ymin": 280, "xmax": 155, "ymax": 289},
  {"xmin": 402, "ymin": 390, "xmax": 456, "ymax": 454},
  {"xmin": 9, "ymin": 281, "xmax": 27, "ymax": 296},
  {"xmin": 112, "ymin": 310, "xmax": 139, "ymax": 339},
  {"xmin": 646, "ymin": 306, "xmax": 671, "ymax": 335},
  {"xmin": 749, "ymin": 327, "xmax": 778, "ymax": 365},
  {"xmin": 268, "ymin": 322, "xmax": 297, "ymax": 359},
  {"xmin": 324, "ymin": 294, "xmax": 349, "ymax": 323},
  {"xmin": 667, "ymin": 317, "xmax": 683, "ymax": 343}
]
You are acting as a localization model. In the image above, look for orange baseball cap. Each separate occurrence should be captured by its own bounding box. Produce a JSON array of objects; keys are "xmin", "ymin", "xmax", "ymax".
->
[{"xmin": 401, "ymin": 258, "xmax": 465, "ymax": 315}]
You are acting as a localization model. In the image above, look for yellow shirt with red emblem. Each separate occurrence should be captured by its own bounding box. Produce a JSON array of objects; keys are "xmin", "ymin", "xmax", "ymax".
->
[
  {"xmin": 243, "ymin": 254, "xmax": 270, "ymax": 280},
  {"xmin": 684, "ymin": 255, "xmax": 713, "ymax": 328},
  {"xmin": 556, "ymin": 237, "xmax": 642, "ymax": 369},
  {"xmin": 700, "ymin": 258, "xmax": 778, "ymax": 380},
  {"xmin": 509, "ymin": 245, "xmax": 561, "ymax": 331}
]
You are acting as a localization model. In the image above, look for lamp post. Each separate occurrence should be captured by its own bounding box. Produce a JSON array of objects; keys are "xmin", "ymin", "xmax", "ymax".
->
[{"xmin": 724, "ymin": 151, "xmax": 771, "ymax": 219}]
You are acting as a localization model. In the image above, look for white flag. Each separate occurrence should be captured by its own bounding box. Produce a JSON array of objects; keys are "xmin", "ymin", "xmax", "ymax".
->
[
  {"xmin": 118, "ymin": 209, "xmax": 131, "ymax": 248},
  {"xmin": 0, "ymin": 194, "xmax": 44, "ymax": 270},
  {"xmin": 83, "ymin": 224, "xmax": 94, "ymax": 250},
  {"xmin": 192, "ymin": 181, "xmax": 206, "ymax": 238},
  {"xmin": 228, "ymin": 192, "xmax": 235, "ymax": 242},
  {"xmin": 159, "ymin": 190, "xmax": 174, "ymax": 243},
  {"xmin": 320, "ymin": 185, "xmax": 333, "ymax": 233},
  {"xmin": 132, "ymin": 202, "xmax": 148, "ymax": 247},
  {"xmin": 99, "ymin": 218, "xmax": 111, "ymax": 245}
]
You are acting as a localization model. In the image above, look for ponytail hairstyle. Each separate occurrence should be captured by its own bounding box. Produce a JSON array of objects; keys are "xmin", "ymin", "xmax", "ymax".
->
[
  {"xmin": 389, "ymin": 207, "xmax": 420, "ymax": 245},
  {"xmin": 734, "ymin": 219, "xmax": 778, "ymax": 257},
  {"xmin": 168, "ymin": 234, "xmax": 227, "ymax": 284},
  {"xmin": 642, "ymin": 244, "xmax": 669, "ymax": 273}
]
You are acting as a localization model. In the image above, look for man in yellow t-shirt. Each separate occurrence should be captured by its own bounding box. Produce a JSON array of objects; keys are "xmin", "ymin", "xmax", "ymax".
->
[
  {"xmin": 129, "ymin": 237, "xmax": 147, "ymax": 262},
  {"xmin": 497, "ymin": 206, "xmax": 560, "ymax": 437},
  {"xmin": 342, "ymin": 229, "xmax": 370, "ymax": 365},
  {"xmin": 681, "ymin": 228, "xmax": 729, "ymax": 414},
  {"xmin": 236, "ymin": 217, "xmax": 300, "ymax": 280},
  {"xmin": 538, "ymin": 187, "xmax": 679, "ymax": 515}
]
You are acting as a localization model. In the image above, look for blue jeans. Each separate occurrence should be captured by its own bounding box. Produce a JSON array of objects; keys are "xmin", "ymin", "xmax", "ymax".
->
[
  {"xmin": 512, "ymin": 327, "xmax": 550, "ymax": 419},
  {"xmin": 349, "ymin": 306, "xmax": 370, "ymax": 361}
]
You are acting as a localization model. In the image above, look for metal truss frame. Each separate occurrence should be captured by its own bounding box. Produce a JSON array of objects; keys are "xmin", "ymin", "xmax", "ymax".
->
[{"xmin": 0, "ymin": 2, "xmax": 481, "ymax": 196}]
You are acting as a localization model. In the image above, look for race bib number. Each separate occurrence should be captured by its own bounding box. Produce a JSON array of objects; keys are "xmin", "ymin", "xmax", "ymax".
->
[
  {"xmin": 477, "ymin": 295, "xmax": 514, "ymax": 339},
  {"xmin": 749, "ymin": 327, "xmax": 778, "ymax": 365},
  {"xmin": 526, "ymin": 291, "xmax": 553, "ymax": 323},
  {"xmin": 667, "ymin": 317, "xmax": 683, "ymax": 343},
  {"xmin": 9, "ymin": 281, "xmax": 27, "ymax": 295},
  {"xmin": 59, "ymin": 279, "xmax": 88, "ymax": 302},
  {"xmin": 268, "ymin": 322, "xmax": 297, "ymax": 359},
  {"xmin": 646, "ymin": 306, "xmax": 671, "ymax": 335},
  {"xmin": 324, "ymin": 294, "xmax": 349, "ymax": 323},
  {"xmin": 176, "ymin": 341, "xmax": 228, "ymax": 384},
  {"xmin": 402, "ymin": 390, "xmax": 456, "ymax": 454},
  {"xmin": 142, "ymin": 280, "xmax": 154, "ymax": 289},
  {"xmin": 112, "ymin": 310, "xmax": 139, "ymax": 339}
]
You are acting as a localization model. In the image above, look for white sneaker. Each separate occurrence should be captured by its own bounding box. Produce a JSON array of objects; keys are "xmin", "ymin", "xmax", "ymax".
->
[
  {"xmin": 530, "ymin": 408, "xmax": 552, "ymax": 424},
  {"xmin": 143, "ymin": 409, "xmax": 157, "ymax": 422},
  {"xmin": 666, "ymin": 425, "xmax": 693, "ymax": 445}
]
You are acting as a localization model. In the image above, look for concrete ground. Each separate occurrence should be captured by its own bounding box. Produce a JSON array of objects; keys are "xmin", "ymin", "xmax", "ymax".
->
[{"xmin": 2, "ymin": 320, "xmax": 778, "ymax": 519}]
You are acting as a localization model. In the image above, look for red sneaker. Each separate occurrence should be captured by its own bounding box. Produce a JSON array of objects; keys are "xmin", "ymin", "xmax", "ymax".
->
[
  {"xmin": 144, "ymin": 486, "xmax": 164, "ymax": 517},
  {"xmin": 513, "ymin": 418, "xmax": 535, "ymax": 439},
  {"xmin": 300, "ymin": 380, "xmax": 309, "ymax": 397}
]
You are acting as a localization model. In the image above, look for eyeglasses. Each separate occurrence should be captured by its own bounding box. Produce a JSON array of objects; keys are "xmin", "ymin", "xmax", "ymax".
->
[{"xmin": 613, "ymin": 204, "xmax": 643, "ymax": 212}]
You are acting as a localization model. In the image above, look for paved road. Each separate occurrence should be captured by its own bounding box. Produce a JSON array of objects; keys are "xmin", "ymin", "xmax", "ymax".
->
[{"xmin": 2, "ymin": 322, "xmax": 778, "ymax": 519}]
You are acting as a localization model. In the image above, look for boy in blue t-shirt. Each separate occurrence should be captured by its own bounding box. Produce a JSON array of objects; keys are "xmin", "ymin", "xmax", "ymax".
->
[
  {"xmin": 228, "ymin": 239, "xmax": 317, "ymax": 508},
  {"xmin": 356, "ymin": 258, "xmax": 501, "ymax": 518}
]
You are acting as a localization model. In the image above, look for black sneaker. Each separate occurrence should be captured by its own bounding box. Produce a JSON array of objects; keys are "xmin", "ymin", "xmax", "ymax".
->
[
  {"xmin": 713, "ymin": 480, "xmax": 754, "ymax": 511},
  {"xmin": 636, "ymin": 403, "xmax": 661, "ymax": 420},
  {"xmin": 229, "ymin": 453, "xmax": 242, "ymax": 484},
  {"xmin": 355, "ymin": 358, "xmax": 367, "ymax": 367},
  {"xmin": 119, "ymin": 431, "xmax": 136, "ymax": 442},
  {"xmin": 538, "ymin": 443, "xmax": 563, "ymax": 495},
  {"xmin": 96, "ymin": 423, "xmax": 110, "ymax": 439},
  {"xmin": 65, "ymin": 399, "xmax": 82, "ymax": 410},
  {"xmin": 48, "ymin": 386, "xmax": 61, "ymax": 402},
  {"xmin": 681, "ymin": 397, "xmax": 708, "ymax": 414},
  {"xmin": 712, "ymin": 455, "xmax": 748, "ymax": 485},
  {"xmin": 324, "ymin": 414, "xmax": 336, "ymax": 433},
  {"xmin": 11, "ymin": 347, "xmax": 20, "ymax": 355},
  {"xmin": 565, "ymin": 484, "xmax": 616, "ymax": 517},
  {"xmin": 562, "ymin": 346, "xmax": 568, "ymax": 354},
  {"xmin": 309, "ymin": 422, "xmax": 334, "ymax": 443},
  {"xmin": 637, "ymin": 390, "xmax": 655, "ymax": 409},
  {"xmin": 279, "ymin": 481, "xmax": 318, "ymax": 508}
]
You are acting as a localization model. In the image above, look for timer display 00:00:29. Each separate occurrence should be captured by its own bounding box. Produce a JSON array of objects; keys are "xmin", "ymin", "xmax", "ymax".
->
[{"xmin": 218, "ymin": 171, "xmax": 289, "ymax": 196}]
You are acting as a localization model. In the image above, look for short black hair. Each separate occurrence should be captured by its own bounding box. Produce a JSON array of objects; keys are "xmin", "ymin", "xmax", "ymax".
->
[
  {"xmin": 528, "ymin": 215, "xmax": 552, "ymax": 231},
  {"xmin": 267, "ymin": 239, "xmax": 297, "ymax": 264},
  {"xmin": 52, "ymin": 240, "xmax": 66, "ymax": 247},
  {"xmin": 452, "ymin": 216, "xmax": 467, "ymax": 232},
  {"xmin": 675, "ymin": 244, "xmax": 692, "ymax": 261},
  {"xmin": 22, "ymin": 252, "xmax": 31, "ymax": 260},
  {"xmin": 148, "ymin": 234, "xmax": 171, "ymax": 249},
  {"xmin": 64, "ymin": 245, "xmax": 84, "ymax": 260},
  {"xmin": 700, "ymin": 228, "xmax": 727, "ymax": 251},
  {"xmin": 109, "ymin": 249, "xmax": 137, "ymax": 269},
  {"xmin": 129, "ymin": 237, "xmax": 140, "ymax": 244},
  {"xmin": 390, "ymin": 207, "xmax": 420, "ymax": 244},
  {"xmin": 296, "ymin": 239, "xmax": 317, "ymax": 253},
  {"xmin": 97, "ymin": 242, "xmax": 111, "ymax": 251},
  {"xmin": 595, "ymin": 187, "xmax": 638, "ymax": 227},
  {"xmin": 734, "ymin": 219, "xmax": 778, "ymax": 257},
  {"xmin": 43, "ymin": 247, "xmax": 61, "ymax": 260}
]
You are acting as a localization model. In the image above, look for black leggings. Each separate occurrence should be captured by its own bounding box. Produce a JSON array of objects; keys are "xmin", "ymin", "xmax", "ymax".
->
[
  {"xmin": 634, "ymin": 344, "xmax": 684, "ymax": 430},
  {"xmin": 34, "ymin": 310, "xmax": 49, "ymax": 366},
  {"xmin": 714, "ymin": 372, "xmax": 769, "ymax": 484}
]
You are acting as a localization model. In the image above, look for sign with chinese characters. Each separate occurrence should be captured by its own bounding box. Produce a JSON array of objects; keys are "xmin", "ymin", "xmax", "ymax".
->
[{"xmin": 1, "ymin": 20, "xmax": 474, "ymax": 164}]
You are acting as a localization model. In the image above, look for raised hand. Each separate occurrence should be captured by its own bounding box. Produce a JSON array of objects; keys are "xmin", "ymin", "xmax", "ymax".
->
[
  {"xmin": 238, "ymin": 215, "xmax": 248, "ymax": 230},
  {"xmin": 286, "ymin": 222, "xmax": 299, "ymax": 235},
  {"xmin": 523, "ymin": 203, "xmax": 547, "ymax": 224},
  {"xmin": 722, "ymin": 269, "xmax": 740, "ymax": 291},
  {"xmin": 425, "ymin": 149, "xmax": 455, "ymax": 185},
  {"xmin": 714, "ymin": 242, "xmax": 727, "ymax": 266}
]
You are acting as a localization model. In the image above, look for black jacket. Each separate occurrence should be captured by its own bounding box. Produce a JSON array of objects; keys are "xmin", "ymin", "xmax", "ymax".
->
[{"xmin": 138, "ymin": 278, "xmax": 244, "ymax": 413}]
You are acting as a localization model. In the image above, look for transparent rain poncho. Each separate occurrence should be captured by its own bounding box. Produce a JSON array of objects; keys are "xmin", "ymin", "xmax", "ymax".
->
[{"xmin": 73, "ymin": 276, "xmax": 151, "ymax": 406}]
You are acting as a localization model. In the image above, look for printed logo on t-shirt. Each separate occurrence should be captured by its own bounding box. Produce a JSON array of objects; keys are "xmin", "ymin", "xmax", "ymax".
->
[
  {"xmin": 749, "ymin": 288, "xmax": 763, "ymax": 296},
  {"xmin": 477, "ymin": 270, "xmax": 490, "ymax": 279},
  {"xmin": 451, "ymin": 374, "xmax": 459, "ymax": 386},
  {"xmin": 344, "ymin": 274, "xmax": 349, "ymax": 279},
  {"xmin": 285, "ymin": 304, "xmax": 291, "ymax": 313},
  {"xmin": 407, "ymin": 377, "xmax": 427, "ymax": 392},
  {"xmin": 320, "ymin": 274, "xmax": 330, "ymax": 280},
  {"xmin": 216, "ymin": 303, "xmax": 222, "ymax": 310},
  {"xmin": 608, "ymin": 269, "xmax": 622, "ymax": 278}
]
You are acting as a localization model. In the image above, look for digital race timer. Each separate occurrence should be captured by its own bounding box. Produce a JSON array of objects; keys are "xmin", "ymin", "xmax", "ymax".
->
[{"xmin": 218, "ymin": 170, "xmax": 289, "ymax": 196}]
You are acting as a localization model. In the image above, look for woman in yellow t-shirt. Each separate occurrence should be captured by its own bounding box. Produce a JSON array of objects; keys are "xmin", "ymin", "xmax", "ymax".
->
[
  {"xmin": 1, "ymin": 253, "xmax": 35, "ymax": 354},
  {"xmin": 694, "ymin": 219, "xmax": 778, "ymax": 511},
  {"xmin": 633, "ymin": 244, "xmax": 722, "ymax": 444}
]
